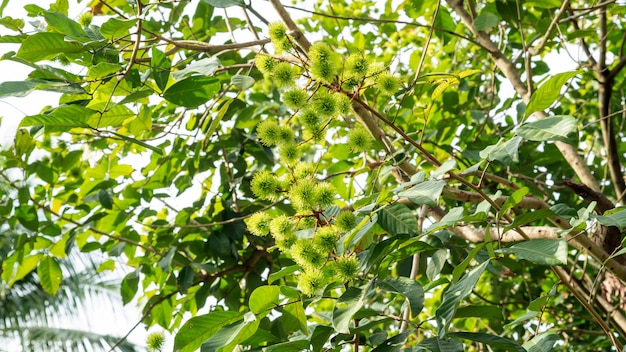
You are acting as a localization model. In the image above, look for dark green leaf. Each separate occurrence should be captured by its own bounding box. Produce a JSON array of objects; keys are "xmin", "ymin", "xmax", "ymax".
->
[
  {"xmin": 333, "ymin": 282, "xmax": 372, "ymax": 334},
  {"xmin": 98, "ymin": 188, "xmax": 113, "ymax": 209},
  {"xmin": 522, "ymin": 331, "xmax": 559, "ymax": 352},
  {"xmin": 174, "ymin": 311, "xmax": 243, "ymax": 352},
  {"xmin": 202, "ymin": 0, "xmax": 244, "ymax": 8},
  {"xmin": 200, "ymin": 312, "xmax": 259, "ymax": 352},
  {"xmin": 436, "ymin": 260, "xmax": 489, "ymax": 336},
  {"xmin": 268, "ymin": 265, "xmax": 299, "ymax": 284},
  {"xmin": 15, "ymin": 205, "xmax": 39, "ymax": 231},
  {"xmin": 43, "ymin": 11, "xmax": 88, "ymax": 41},
  {"xmin": 474, "ymin": 13, "xmax": 499, "ymax": 31},
  {"xmin": 151, "ymin": 47, "xmax": 171, "ymax": 92},
  {"xmin": 593, "ymin": 207, "xmax": 626, "ymax": 230},
  {"xmin": 231, "ymin": 74, "xmax": 255, "ymax": 89},
  {"xmin": 378, "ymin": 203, "xmax": 418, "ymax": 236},
  {"xmin": 282, "ymin": 300, "xmax": 308, "ymax": 335},
  {"xmin": 15, "ymin": 32, "xmax": 82, "ymax": 62},
  {"xmin": 397, "ymin": 180, "xmax": 445, "ymax": 206},
  {"xmin": 479, "ymin": 136, "xmax": 523, "ymax": 165},
  {"xmin": 371, "ymin": 330, "xmax": 412, "ymax": 352},
  {"xmin": 454, "ymin": 305, "xmax": 503, "ymax": 320},
  {"xmin": 517, "ymin": 116, "xmax": 577, "ymax": 142},
  {"xmin": 121, "ymin": 270, "xmax": 139, "ymax": 305},
  {"xmin": 37, "ymin": 255, "xmax": 63, "ymax": 295},
  {"xmin": 249, "ymin": 285, "xmax": 281, "ymax": 314},
  {"xmin": 449, "ymin": 332, "xmax": 525, "ymax": 351},
  {"xmin": 378, "ymin": 277, "xmax": 424, "ymax": 317},
  {"xmin": 525, "ymin": 71, "xmax": 581, "ymax": 118},
  {"xmin": 163, "ymin": 76, "xmax": 220, "ymax": 108},
  {"xmin": 100, "ymin": 18, "xmax": 138, "ymax": 40},
  {"xmin": 497, "ymin": 239, "xmax": 567, "ymax": 265},
  {"xmin": 416, "ymin": 336, "xmax": 464, "ymax": 352},
  {"xmin": 173, "ymin": 57, "xmax": 221, "ymax": 80}
]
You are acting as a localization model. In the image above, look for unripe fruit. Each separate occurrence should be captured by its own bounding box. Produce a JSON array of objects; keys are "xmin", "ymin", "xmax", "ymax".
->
[
  {"xmin": 313, "ymin": 91, "xmax": 338, "ymax": 117},
  {"xmin": 335, "ymin": 211, "xmax": 357, "ymax": 232},
  {"xmin": 251, "ymin": 170, "xmax": 280, "ymax": 201},
  {"xmin": 279, "ymin": 142, "xmax": 301, "ymax": 164},
  {"xmin": 313, "ymin": 226, "xmax": 340, "ymax": 253},
  {"xmin": 377, "ymin": 72, "xmax": 402, "ymax": 95},
  {"xmin": 291, "ymin": 239, "xmax": 327, "ymax": 269},
  {"xmin": 245, "ymin": 212, "xmax": 272, "ymax": 236},
  {"xmin": 269, "ymin": 215, "xmax": 294, "ymax": 239},
  {"xmin": 347, "ymin": 127, "xmax": 373, "ymax": 153},
  {"xmin": 282, "ymin": 88, "xmax": 309, "ymax": 110},
  {"xmin": 345, "ymin": 54, "xmax": 369, "ymax": 78},
  {"xmin": 333, "ymin": 255, "xmax": 360, "ymax": 282},
  {"xmin": 256, "ymin": 119, "xmax": 281, "ymax": 146},
  {"xmin": 298, "ymin": 268, "xmax": 326, "ymax": 296},
  {"xmin": 255, "ymin": 54, "xmax": 276, "ymax": 75},
  {"xmin": 273, "ymin": 62, "xmax": 297, "ymax": 88},
  {"xmin": 309, "ymin": 42, "xmax": 339, "ymax": 84}
]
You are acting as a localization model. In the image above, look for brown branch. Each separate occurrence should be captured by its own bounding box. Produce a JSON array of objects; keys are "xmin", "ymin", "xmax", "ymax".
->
[{"xmin": 445, "ymin": 0, "xmax": 600, "ymax": 193}]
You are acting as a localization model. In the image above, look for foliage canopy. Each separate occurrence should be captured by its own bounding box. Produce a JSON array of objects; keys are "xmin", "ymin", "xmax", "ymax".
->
[{"xmin": 2, "ymin": 0, "xmax": 626, "ymax": 351}]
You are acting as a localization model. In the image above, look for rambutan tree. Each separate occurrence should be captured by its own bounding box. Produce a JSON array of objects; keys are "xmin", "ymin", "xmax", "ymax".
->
[{"xmin": 1, "ymin": 0, "xmax": 626, "ymax": 351}]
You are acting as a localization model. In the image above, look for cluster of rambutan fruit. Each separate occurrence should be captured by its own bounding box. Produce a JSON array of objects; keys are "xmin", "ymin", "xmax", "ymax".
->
[{"xmin": 245, "ymin": 22, "xmax": 401, "ymax": 295}]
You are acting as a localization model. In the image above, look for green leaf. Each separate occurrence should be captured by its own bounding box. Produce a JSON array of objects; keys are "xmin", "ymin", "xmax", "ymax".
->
[
  {"xmin": 2, "ymin": 253, "xmax": 43, "ymax": 287},
  {"xmin": 98, "ymin": 188, "xmax": 113, "ymax": 209},
  {"xmin": 474, "ymin": 13, "xmax": 499, "ymax": 31},
  {"xmin": 378, "ymin": 277, "xmax": 424, "ymax": 317},
  {"xmin": 16, "ymin": 32, "xmax": 82, "ymax": 62},
  {"xmin": 436, "ymin": 260, "xmax": 489, "ymax": 337},
  {"xmin": 282, "ymin": 300, "xmax": 308, "ymax": 335},
  {"xmin": 525, "ymin": 71, "xmax": 581, "ymax": 117},
  {"xmin": 159, "ymin": 248, "xmax": 177, "ymax": 271},
  {"xmin": 249, "ymin": 285, "xmax": 281, "ymax": 314},
  {"xmin": 343, "ymin": 213, "xmax": 378, "ymax": 250},
  {"xmin": 37, "ymin": 255, "xmax": 63, "ymax": 295},
  {"xmin": 205, "ymin": 98, "xmax": 234, "ymax": 137},
  {"xmin": 397, "ymin": 180, "xmax": 445, "ymax": 206},
  {"xmin": 173, "ymin": 57, "xmax": 221, "ymax": 80},
  {"xmin": 497, "ymin": 239, "xmax": 567, "ymax": 265},
  {"xmin": 43, "ymin": 11, "xmax": 88, "ymax": 42},
  {"xmin": 455, "ymin": 305, "xmax": 503, "ymax": 320},
  {"xmin": 498, "ymin": 187, "xmax": 528, "ymax": 220},
  {"xmin": 151, "ymin": 47, "xmax": 171, "ymax": 92},
  {"xmin": 503, "ymin": 209, "xmax": 556, "ymax": 233},
  {"xmin": 479, "ymin": 136, "xmax": 523, "ymax": 165},
  {"xmin": 202, "ymin": 0, "xmax": 244, "ymax": 7},
  {"xmin": 163, "ymin": 76, "xmax": 220, "ymax": 108},
  {"xmin": 0, "ymin": 0, "xmax": 9, "ymax": 17},
  {"xmin": 517, "ymin": 115, "xmax": 577, "ymax": 142},
  {"xmin": 378, "ymin": 203, "xmax": 418, "ymax": 236},
  {"xmin": 200, "ymin": 311, "xmax": 259, "ymax": 352},
  {"xmin": 371, "ymin": 330, "xmax": 412, "ymax": 351},
  {"xmin": 100, "ymin": 18, "xmax": 138, "ymax": 40},
  {"xmin": 108, "ymin": 131, "xmax": 164, "ymax": 155},
  {"xmin": 20, "ymin": 105, "xmax": 96, "ymax": 128},
  {"xmin": 15, "ymin": 205, "xmax": 39, "ymax": 231},
  {"xmin": 416, "ymin": 336, "xmax": 464, "ymax": 352},
  {"xmin": 231, "ymin": 74, "xmax": 255, "ymax": 89},
  {"xmin": 87, "ymin": 62, "xmax": 122, "ymax": 80},
  {"xmin": 333, "ymin": 282, "xmax": 372, "ymax": 334},
  {"xmin": 174, "ymin": 311, "xmax": 243, "ymax": 352},
  {"xmin": 311, "ymin": 325, "xmax": 333, "ymax": 352},
  {"xmin": 425, "ymin": 207, "xmax": 464, "ymax": 234},
  {"xmin": 266, "ymin": 340, "xmax": 310, "ymax": 352},
  {"xmin": 268, "ymin": 265, "xmax": 299, "ymax": 284},
  {"xmin": 121, "ymin": 269, "xmax": 139, "ymax": 305},
  {"xmin": 427, "ymin": 249, "xmax": 447, "ymax": 280},
  {"xmin": 593, "ymin": 207, "xmax": 626, "ymax": 230},
  {"xmin": 522, "ymin": 331, "xmax": 559, "ymax": 352},
  {"xmin": 0, "ymin": 16, "xmax": 24, "ymax": 32},
  {"xmin": 449, "ymin": 332, "xmax": 525, "ymax": 351}
]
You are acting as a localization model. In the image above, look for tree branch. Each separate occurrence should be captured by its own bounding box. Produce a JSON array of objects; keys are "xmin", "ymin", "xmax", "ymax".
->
[{"xmin": 445, "ymin": 0, "xmax": 601, "ymax": 193}]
